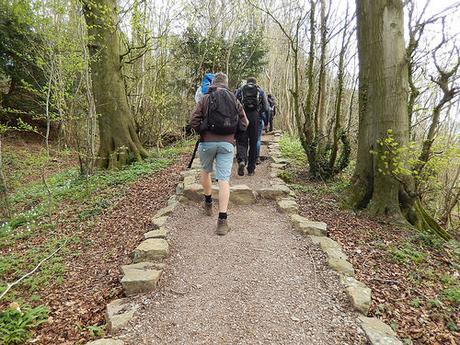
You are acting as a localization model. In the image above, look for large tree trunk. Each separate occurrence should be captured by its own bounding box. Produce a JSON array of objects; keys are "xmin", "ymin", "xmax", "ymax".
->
[
  {"xmin": 83, "ymin": 0, "xmax": 148, "ymax": 169},
  {"xmin": 351, "ymin": 0, "xmax": 409, "ymax": 220}
]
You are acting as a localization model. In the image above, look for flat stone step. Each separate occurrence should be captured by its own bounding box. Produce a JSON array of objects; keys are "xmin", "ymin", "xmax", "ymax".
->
[
  {"xmin": 132, "ymin": 239, "xmax": 169, "ymax": 263},
  {"xmin": 106, "ymin": 298, "xmax": 139, "ymax": 332},
  {"xmin": 121, "ymin": 262, "xmax": 163, "ymax": 296},
  {"xmin": 257, "ymin": 185, "xmax": 290, "ymax": 200},
  {"xmin": 229, "ymin": 185, "xmax": 256, "ymax": 205},
  {"xmin": 184, "ymin": 183, "xmax": 256, "ymax": 205}
]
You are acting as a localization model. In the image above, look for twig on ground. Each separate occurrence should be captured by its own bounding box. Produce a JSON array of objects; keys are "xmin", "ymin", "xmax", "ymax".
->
[
  {"xmin": 370, "ymin": 277, "xmax": 400, "ymax": 285},
  {"xmin": 0, "ymin": 241, "xmax": 66, "ymax": 300}
]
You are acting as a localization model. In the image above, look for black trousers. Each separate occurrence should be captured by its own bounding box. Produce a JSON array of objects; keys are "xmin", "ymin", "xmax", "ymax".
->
[
  {"xmin": 236, "ymin": 110, "xmax": 259, "ymax": 173},
  {"xmin": 269, "ymin": 112, "xmax": 274, "ymax": 132}
]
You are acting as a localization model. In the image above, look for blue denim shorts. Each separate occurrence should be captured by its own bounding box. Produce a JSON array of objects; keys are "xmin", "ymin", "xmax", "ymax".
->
[{"xmin": 198, "ymin": 142, "xmax": 234, "ymax": 181}]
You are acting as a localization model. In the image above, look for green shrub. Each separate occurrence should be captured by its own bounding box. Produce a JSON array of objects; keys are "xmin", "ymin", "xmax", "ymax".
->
[
  {"xmin": 389, "ymin": 243, "xmax": 427, "ymax": 265},
  {"xmin": 278, "ymin": 170, "xmax": 295, "ymax": 184},
  {"xmin": 0, "ymin": 304, "xmax": 48, "ymax": 344},
  {"xmin": 442, "ymin": 287, "xmax": 460, "ymax": 306},
  {"xmin": 279, "ymin": 135, "xmax": 308, "ymax": 166}
]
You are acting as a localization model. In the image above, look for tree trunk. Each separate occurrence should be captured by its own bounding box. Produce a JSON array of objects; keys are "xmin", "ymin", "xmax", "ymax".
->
[
  {"xmin": 352, "ymin": 0, "xmax": 409, "ymax": 220},
  {"xmin": 83, "ymin": 0, "xmax": 148, "ymax": 169},
  {"xmin": 315, "ymin": 0, "xmax": 328, "ymax": 145},
  {"xmin": 350, "ymin": 0, "xmax": 373, "ymax": 208}
]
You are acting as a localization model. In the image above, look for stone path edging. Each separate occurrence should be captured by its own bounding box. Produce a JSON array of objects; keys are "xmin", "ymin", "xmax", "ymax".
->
[{"xmin": 267, "ymin": 132, "xmax": 403, "ymax": 345}]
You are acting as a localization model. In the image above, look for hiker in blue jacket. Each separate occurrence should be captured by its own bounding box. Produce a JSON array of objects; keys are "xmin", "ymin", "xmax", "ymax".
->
[{"xmin": 195, "ymin": 73, "xmax": 215, "ymax": 103}]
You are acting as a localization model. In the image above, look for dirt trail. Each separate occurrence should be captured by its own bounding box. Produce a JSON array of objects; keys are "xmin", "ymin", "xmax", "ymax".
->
[{"xmin": 118, "ymin": 139, "xmax": 366, "ymax": 344}]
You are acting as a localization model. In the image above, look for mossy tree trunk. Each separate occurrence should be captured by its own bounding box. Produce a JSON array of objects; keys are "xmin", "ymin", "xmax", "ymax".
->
[
  {"xmin": 351, "ymin": 0, "xmax": 409, "ymax": 221},
  {"xmin": 82, "ymin": 0, "xmax": 148, "ymax": 169}
]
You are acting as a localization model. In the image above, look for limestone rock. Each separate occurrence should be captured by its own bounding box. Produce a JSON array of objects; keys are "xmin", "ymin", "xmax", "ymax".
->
[
  {"xmin": 270, "ymin": 171, "xmax": 280, "ymax": 179},
  {"xmin": 176, "ymin": 182, "xmax": 184, "ymax": 196},
  {"xmin": 277, "ymin": 198, "xmax": 298, "ymax": 214},
  {"xmin": 152, "ymin": 216, "xmax": 168, "ymax": 229},
  {"xmin": 327, "ymin": 256, "xmax": 355, "ymax": 276},
  {"xmin": 290, "ymin": 214, "xmax": 327, "ymax": 236},
  {"xmin": 271, "ymin": 163, "xmax": 286, "ymax": 169},
  {"xmin": 180, "ymin": 169, "xmax": 196, "ymax": 178},
  {"xmin": 309, "ymin": 236, "xmax": 344, "ymax": 255},
  {"xmin": 269, "ymin": 177, "xmax": 286, "ymax": 186},
  {"xmin": 229, "ymin": 185, "xmax": 256, "ymax": 205},
  {"xmin": 168, "ymin": 195, "xmax": 178, "ymax": 208},
  {"xmin": 122, "ymin": 261, "xmax": 166, "ymax": 271},
  {"xmin": 105, "ymin": 298, "xmax": 139, "ymax": 332},
  {"xmin": 257, "ymin": 185, "xmax": 290, "ymax": 200},
  {"xmin": 121, "ymin": 262, "xmax": 163, "ymax": 296},
  {"xmin": 132, "ymin": 239, "xmax": 169, "ymax": 262},
  {"xmin": 272, "ymin": 156, "xmax": 288, "ymax": 164},
  {"xmin": 153, "ymin": 204, "xmax": 176, "ymax": 219},
  {"xmin": 144, "ymin": 228, "xmax": 168, "ymax": 239},
  {"xmin": 358, "ymin": 316, "xmax": 403, "ymax": 345},
  {"xmin": 183, "ymin": 175, "xmax": 196, "ymax": 187},
  {"xmin": 86, "ymin": 339, "xmax": 125, "ymax": 345},
  {"xmin": 340, "ymin": 275, "xmax": 372, "ymax": 314}
]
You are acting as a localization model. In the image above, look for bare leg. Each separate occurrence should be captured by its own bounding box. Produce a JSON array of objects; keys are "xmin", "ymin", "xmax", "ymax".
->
[
  {"xmin": 201, "ymin": 171, "xmax": 212, "ymax": 196},
  {"xmin": 218, "ymin": 180, "xmax": 230, "ymax": 213}
]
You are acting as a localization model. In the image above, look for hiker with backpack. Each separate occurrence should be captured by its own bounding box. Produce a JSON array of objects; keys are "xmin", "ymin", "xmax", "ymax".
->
[
  {"xmin": 235, "ymin": 77, "xmax": 269, "ymax": 176},
  {"xmin": 190, "ymin": 72, "xmax": 248, "ymax": 235},
  {"xmin": 267, "ymin": 94, "xmax": 276, "ymax": 132}
]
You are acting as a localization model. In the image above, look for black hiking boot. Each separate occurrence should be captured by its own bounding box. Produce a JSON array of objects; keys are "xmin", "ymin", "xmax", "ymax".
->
[
  {"xmin": 238, "ymin": 161, "xmax": 245, "ymax": 176},
  {"xmin": 248, "ymin": 170, "xmax": 255, "ymax": 176},
  {"xmin": 216, "ymin": 218, "xmax": 230, "ymax": 235}
]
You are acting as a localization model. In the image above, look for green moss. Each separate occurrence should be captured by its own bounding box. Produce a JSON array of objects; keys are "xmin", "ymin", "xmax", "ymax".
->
[{"xmin": 388, "ymin": 243, "xmax": 427, "ymax": 265}]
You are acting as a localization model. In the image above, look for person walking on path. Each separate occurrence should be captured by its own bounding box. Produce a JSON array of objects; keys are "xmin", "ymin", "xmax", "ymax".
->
[
  {"xmin": 267, "ymin": 94, "xmax": 276, "ymax": 132},
  {"xmin": 190, "ymin": 72, "xmax": 248, "ymax": 235},
  {"xmin": 235, "ymin": 77, "xmax": 269, "ymax": 176}
]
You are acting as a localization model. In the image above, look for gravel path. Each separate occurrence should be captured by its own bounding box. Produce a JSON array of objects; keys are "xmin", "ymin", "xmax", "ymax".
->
[{"xmin": 119, "ymin": 140, "xmax": 366, "ymax": 345}]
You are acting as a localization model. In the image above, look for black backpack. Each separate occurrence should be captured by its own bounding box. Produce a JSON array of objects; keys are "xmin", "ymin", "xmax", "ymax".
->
[
  {"xmin": 241, "ymin": 83, "xmax": 260, "ymax": 110},
  {"xmin": 201, "ymin": 88, "xmax": 239, "ymax": 135}
]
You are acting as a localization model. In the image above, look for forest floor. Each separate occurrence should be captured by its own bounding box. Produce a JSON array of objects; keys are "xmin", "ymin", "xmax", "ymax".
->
[
  {"xmin": 1, "ymin": 134, "xmax": 459, "ymax": 345},
  {"xmin": 0, "ymin": 135, "xmax": 193, "ymax": 344},
  {"xmin": 279, "ymin": 136, "xmax": 460, "ymax": 345}
]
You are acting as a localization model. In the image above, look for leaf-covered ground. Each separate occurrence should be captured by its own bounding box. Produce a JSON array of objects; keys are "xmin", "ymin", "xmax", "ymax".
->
[
  {"xmin": 1, "ymin": 137, "xmax": 191, "ymax": 344},
  {"xmin": 279, "ymin": 136, "xmax": 460, "ymax": 345}
]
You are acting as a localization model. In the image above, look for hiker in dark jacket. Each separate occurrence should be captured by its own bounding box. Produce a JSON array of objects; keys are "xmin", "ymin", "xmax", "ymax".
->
[
  {"xmin": 267, "ymin": 94, "xmax": 276, "ymax": 132},
  {"xmin": 190, "ymin": 72, "xmax": 248, "ymax": 235},
  {"xmin": 235, "ymin": 77, "xmax": 269, "ymax": 175}
]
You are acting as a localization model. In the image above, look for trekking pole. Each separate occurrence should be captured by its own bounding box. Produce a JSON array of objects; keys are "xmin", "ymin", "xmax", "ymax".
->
[{"xmin": 187, "ymin": 139, "xmax": 200, "ymax": 169}]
